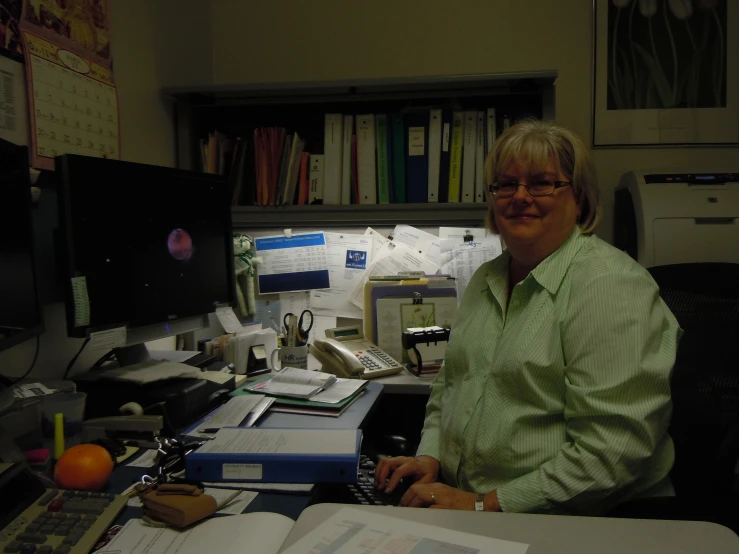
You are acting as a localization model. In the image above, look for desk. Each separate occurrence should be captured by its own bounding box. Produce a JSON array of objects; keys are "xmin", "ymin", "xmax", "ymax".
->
[
  {"xmin": 375, "ymin": 369, "xmax": 435, "ymax": 395},
  {"xmin": 280, "ymin": 504, "xmax": 739, "ymax": 554}
]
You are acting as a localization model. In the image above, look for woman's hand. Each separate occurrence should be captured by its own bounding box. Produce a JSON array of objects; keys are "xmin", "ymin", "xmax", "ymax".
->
[
  {"xmin": 374, "ymin": 455, "xmax": 440, "ymax": 494},
  {"xmin": 400, "ymin": 483, "xmax": 474, "ymax": 509}
]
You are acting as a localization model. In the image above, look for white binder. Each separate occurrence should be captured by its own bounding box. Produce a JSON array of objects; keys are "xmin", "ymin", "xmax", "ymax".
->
[
  {"xmin": 486, "ymin": 108, "xmax": 497, "ymax": 155},
  {"xmin": 323, "ymin": 114, "xmax": 343, "ymax": 205},
  {"xmin": 356, "ymin": 114, "xmax": 377, "ymax": 205},
  {"xmin": 341, "ymin": 114, "xmax": 353, "ymax": 204},
  {"xmin": 427, "ymin": 109, "xmax": 442, "ymax": 202}
]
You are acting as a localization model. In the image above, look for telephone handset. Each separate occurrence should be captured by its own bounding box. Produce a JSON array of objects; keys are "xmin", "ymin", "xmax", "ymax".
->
[
  {"xmin": 310, "ymin": 338, "xmax": 365, "ymax": 379},
  {"xmin": 310, "ymin": 325, "xmax": 404, "ymax": 380}
]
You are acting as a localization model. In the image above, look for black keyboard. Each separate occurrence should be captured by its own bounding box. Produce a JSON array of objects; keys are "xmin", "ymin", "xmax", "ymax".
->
[{"xmin": 315, "ymin": 455, "xmax": 407, "ymax": 506}]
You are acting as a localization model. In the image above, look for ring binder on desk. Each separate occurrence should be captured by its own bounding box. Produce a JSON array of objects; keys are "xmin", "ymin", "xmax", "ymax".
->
[{"xmin": 401, "ymin": 326, "xmax": 451, "ymax": 377}]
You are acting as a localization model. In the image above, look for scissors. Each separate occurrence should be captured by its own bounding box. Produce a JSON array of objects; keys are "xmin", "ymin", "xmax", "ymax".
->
[{"xmin": 283, "ymin": 309, "xmax": 313, "ymax": 345}]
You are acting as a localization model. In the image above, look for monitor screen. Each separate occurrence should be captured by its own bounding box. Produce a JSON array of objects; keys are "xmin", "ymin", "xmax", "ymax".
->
[
  {"xmin": 0, "ymin": 139, "xmax": 44, "ymax": 353},
  {"xmin": 56, "ymin": 155, "xmax": 234, "ymax": 339}
]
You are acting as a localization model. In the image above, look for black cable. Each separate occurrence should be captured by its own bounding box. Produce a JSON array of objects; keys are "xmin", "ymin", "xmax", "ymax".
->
[
  {"xmin": 9, "ymin": 335, "xmax": 41, "ymax": 384},
  {"xmin": 63, "ymin": 337, "xmax": 90, "ymax": 379}
]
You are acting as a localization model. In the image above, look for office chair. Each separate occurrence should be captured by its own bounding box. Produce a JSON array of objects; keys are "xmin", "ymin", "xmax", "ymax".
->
[{"xmin": 609, "ymin": 262, "xmax": 739, "ymax": 532}]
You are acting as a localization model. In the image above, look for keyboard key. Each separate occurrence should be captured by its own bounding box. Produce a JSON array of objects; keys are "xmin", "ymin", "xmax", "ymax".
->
[
  {"xmin": 4, "ymin": 542, "xmax": 22, "ymax": 553},
  {"xmin": 19, "ymin": 545, "xmax": 36, "ymax": 554},
  {"xmin": 15, "ymin": 535, "xmax": 45, "ymax": 545},
  {"xmin": 52, "ymin": 529, "xmax": 68, "ymax": 537},
  {"xmin": 52, "ymin": 547, "xmax": 71, "ymax": 554},
  {"xmin": 36, "ymin": 547, "xmax": 52, "ymax": 554},
  {"xmin": 39, "ymin": 527, "xmax": 55, "ymax": 536}
]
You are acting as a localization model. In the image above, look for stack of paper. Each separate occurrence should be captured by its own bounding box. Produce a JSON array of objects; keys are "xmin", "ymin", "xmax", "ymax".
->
[{"xmin": 247, "ymin": 368, "xmax": 337, "ymax": 399}]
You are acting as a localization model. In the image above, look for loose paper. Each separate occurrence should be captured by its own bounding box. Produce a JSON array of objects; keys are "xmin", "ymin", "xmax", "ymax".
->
[
  {"xmin": 0, "ymin": 55, "xmax": 29, "ymax": 145},
  {"xmin": 126, "ymin": 449, "xmax": 158, "ymax": 468},
  {"xmin": 391, "ymin": 224, "xmax": 443, "ymax": 267},
  {"xmin": 441, "ymin": 240, "xmax": 503, "ymax": 303},
  {"xmin": 216, "ymin": 306, "xmax": 245, "ymax": 334},
  {"xmin": 70, "ymin": 276, "xmax": 90, "ymax": 327},
  {"xmin": 197, "ymin": 428, "xmax": 357, "ymax": 456},
  {"xmin": 281, "ymin": 506, "xmax": 529, "ymax": 554},
  {"xmin": 310, "ymin": 232, "xmax": 371, "ymax": 319}
]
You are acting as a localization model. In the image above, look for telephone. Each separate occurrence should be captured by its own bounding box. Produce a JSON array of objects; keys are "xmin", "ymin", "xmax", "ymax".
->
[{"xmin": 310, "ymin": 325, "xmax": 404, "ymax": 379}]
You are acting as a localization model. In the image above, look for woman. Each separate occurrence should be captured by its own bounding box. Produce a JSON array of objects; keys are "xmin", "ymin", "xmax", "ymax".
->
[{"xmin": 375, "ymin": 120, "xmax": 680, "ymax": 515}]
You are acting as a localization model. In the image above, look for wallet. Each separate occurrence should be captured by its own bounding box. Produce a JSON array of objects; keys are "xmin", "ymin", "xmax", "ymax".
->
[{"xmin": 141, "ymin": 484, "xmax": 217, "ymax": 528}]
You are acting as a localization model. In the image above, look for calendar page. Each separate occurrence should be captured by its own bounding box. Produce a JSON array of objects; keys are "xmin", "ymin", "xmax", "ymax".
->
[{"xmin": 20, "ymin": 30, "xmax": 118, "ymax": 169}]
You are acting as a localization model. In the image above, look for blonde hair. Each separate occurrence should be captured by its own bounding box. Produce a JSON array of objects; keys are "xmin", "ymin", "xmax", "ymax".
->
[{"xmin": 484, "ymin": 119, "xmax": 601, "ymax": 235}]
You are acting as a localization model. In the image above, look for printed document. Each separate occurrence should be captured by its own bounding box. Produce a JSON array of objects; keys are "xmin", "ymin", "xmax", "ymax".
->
[
  {"xmin": 254, "ymin": 233, "xmax": 330, "ymax": 293},
  {"xmin": 441, "ymin": 238, "xmax": 503, "ymax": 302},
  {"xmin": 310, "ymin": 232, "xmax": 371, "ymax": 319},
  {"xmin": 392, "ymin": 224, "xmax": 443, "ymax": 267},
  {"xmin": 281, "ymin": 507, "xmax": 529, "ymax": 554}
]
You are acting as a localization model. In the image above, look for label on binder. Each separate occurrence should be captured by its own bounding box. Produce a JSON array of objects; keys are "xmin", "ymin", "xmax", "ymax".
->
[
  {"xmin": 408, "ymin": 127, "xmax": 425, "ymax": 156},
  {"xmin": 223, "ymin": 463, "xmax": 262, "ymax": 480}
]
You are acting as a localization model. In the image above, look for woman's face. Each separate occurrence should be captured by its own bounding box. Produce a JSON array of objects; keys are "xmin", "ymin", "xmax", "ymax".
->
[{"xmin": 492, "ymin": 161, "xmax": 580, "ymax": 259}]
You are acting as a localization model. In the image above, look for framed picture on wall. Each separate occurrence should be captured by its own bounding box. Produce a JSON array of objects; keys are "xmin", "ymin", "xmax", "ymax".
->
[{"xmin": 593, "ymin": 0, "xmax": 739, "ymax": 146}]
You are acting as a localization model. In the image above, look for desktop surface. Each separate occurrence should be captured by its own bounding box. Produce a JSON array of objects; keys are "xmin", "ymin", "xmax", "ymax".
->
[{"xmin": 282, "ymin": 503, "xmax": 739, "ymax": 554}]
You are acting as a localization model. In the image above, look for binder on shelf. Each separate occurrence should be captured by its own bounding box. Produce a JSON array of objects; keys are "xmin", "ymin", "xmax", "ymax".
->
[
  {"xmin": 298, "ymin": 151, "xmax": 310, "ymax": 205},
  {"xmin": 185, "ymin": 428, "xmax": 362, "ymax": 484},
  {"xmin": 341, "ymin": 114, "xmax": 353, "ymax": 204},
  {"xmin": 323, "ymin": 114, "xmax": 343, "ymax": 205},
  {"xmin": 427, "ymin": 108, "xmax": 442, "ymax": 202},
  {"xmin": 351, "ymin": 134, "xmax": 359, "ymax": 203},
  {"xmin": 486, "ymin": 108, "xmax": 497, "ymax": 155},
  {"xmin": 389, "ymin": 113, "xmax": 406, "ymax": 203},
  {"xmin": 405, "ymin": 110, "xmax": 429, "ymax": 203},
  {"xmin": 375, "ymin": 114, "xmax": 390, "ymax": 204},
  {"xmin": 461, "ymin": 111, "xmax": 477, "ymax": 203},
  {"xmin": 475, "ymin": 111, "xmax": 485, "ymax": 203},
  {"xmin": 447, "ymin": 112, "xmax": 464, "ymax": 202},
  {"xmin": 309, "ymin": 154, "xmax": 324, "ymax": 204},
  {"xmin": 437, "ymin": 109, "xmax": 452, "ymax": 203},
  {"xmin": 356, "ymin": 114, "xmax": 377, "ymax": 204}
]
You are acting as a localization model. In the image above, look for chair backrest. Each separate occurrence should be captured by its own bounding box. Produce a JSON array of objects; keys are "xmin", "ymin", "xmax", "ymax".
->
[{"xmin": 648, "ymin": 263, "xmax": 739, "ymax": 496}]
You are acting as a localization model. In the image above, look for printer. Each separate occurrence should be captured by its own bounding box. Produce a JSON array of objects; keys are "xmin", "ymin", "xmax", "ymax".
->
[{"xmin": 615, "ymin": 170, "xmax": 739, "ymax": 267}]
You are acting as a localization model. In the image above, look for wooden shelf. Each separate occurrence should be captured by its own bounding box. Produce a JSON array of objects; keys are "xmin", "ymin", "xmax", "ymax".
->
[{"xmin": 231, "ymin": 203, "xmax": 488, "ymax": 229}]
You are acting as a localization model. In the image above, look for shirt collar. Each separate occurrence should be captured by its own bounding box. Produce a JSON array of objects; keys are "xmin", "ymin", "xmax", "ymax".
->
[
  {"xmin": 483, "ymin": 226, "xmax": 588, "ymax": 305},
  {"xmin": 529, "ymin": 226, "xmax": 587, "ymax": 295}
]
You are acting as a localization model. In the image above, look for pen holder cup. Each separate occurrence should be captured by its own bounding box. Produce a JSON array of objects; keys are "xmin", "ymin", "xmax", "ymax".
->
[
  {"xmin": 270, "ymin": 345, "xmax": 309, "ymax": 371},
  {"xmin": 40, "ymin": 392, "xmax": 87, "ymax": 452}
]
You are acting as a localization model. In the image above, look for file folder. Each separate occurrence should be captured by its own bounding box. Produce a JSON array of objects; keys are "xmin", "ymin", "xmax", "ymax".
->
[{"xmin": 186, "ymin": 428, "xmax": 362, "ymax": 484}]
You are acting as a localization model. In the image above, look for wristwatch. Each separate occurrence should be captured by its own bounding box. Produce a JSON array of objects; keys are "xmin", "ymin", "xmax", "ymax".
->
[{"xmin": 474, "ymin": 493, "xmax": 485, "ymax": 512}]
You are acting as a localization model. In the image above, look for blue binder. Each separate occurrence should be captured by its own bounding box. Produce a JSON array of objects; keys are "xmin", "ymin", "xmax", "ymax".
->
[
  {"xmin": 404, "ymin": 111, "xmax": 429, "ymax": 203},
  {"xmin": 185, "ymin": 428, "xmax": 362, "ymax": 484}
]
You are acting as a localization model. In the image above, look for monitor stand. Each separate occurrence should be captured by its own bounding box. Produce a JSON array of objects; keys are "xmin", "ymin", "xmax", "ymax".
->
[{"xmin": 112, "ymin": 343, "xmax": 151, "ymax": 367}]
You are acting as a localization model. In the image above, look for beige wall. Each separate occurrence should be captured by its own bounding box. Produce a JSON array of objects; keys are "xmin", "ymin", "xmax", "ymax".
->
[
  {"xmin": 210, "ymin": 0, "xmax": 737, "ymax": 243},
  {"xmin": 0, "ymin": 1, "xmax": 212, "ymax": 379}
]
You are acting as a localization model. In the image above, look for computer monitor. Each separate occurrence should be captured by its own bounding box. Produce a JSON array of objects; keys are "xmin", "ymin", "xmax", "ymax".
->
[
  {"xmin": 55, "ymin": 155, "xmax": 235, "ymax": 366},
  {"xmin": 0, "ymin": 139, "xmax": 44, "ymax": 410}
]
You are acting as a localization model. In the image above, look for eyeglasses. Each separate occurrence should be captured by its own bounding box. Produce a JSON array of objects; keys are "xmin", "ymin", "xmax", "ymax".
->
[{"xmin": 488, "ymin": 179, "xmax": 572, "ymax": 198}]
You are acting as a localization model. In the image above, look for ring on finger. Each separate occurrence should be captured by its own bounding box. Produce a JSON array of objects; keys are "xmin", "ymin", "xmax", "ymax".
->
[{"xmin": 430, "ymin": 492, "xmax": 436, "ymax": 503}]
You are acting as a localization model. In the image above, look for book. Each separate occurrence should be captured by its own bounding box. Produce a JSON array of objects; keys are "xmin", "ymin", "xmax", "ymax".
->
[
  {"xmin": 246, "ymin": 367, "xmax": 336, "ymax": 399},
  {"xmin": 341, "ymin": 114, "xmax": 353, "ymax": 204},
  {"xmin": 100, "ymin": 505, "xmax": 524, "ymax": 554},
  {"xmin": 461, "ymin": 111, "xmax": 477, "ymax": 203},
  {"xmin": 475, "ymin": 110, "xmax": 485, "ymax": 203},
  {"xmin": 308, "ymin": 154, "xmax": 324, "ymax": 204},
  {"xmin": 437, "ymin": 108, "xmax": 452, "ymax": 203},
  {"xmin": 355, "ymin": 114, "xmax": 376, "ymax": 204},
  {"xmin": 322, "ymin": 113, "xmax": 343, "ymax": 204},
  {"xmin": 375, "ymin": 114, "xmax": 390, "ymax": 204},
  {"xmin": 447, "ymin": 111, "xmax": 464, "ymax": 202},
  {"xmin": 427, "ymin": 108, "xmax": 442, "ymax": 202},
  {"xmin": 404, "ymin": 110, "xmax": 428, "ymax": 203},
  {"xmin": 389, "ymin": 113, "xmax": 406, "ymax": 203},
  {"xmin": 186, "ymin": 428, "xmax": 362, "ymax": 483}
]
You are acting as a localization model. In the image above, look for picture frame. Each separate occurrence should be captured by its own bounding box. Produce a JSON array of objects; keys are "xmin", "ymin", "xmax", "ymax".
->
[{"xmin": 593, "ymin": 0, "xmax": 739, "ymax": 146}]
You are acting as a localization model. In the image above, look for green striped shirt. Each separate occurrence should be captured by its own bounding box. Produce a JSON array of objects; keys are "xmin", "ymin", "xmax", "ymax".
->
[{"xmin": 416, "ymin": 227, "xmax": 680, "ymax": 514}]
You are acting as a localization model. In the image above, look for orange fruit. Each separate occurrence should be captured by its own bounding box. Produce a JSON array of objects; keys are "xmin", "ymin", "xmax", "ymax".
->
[{"xmin": 54, "ymin": 444, "xmax": 114, "ymax": 491}]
